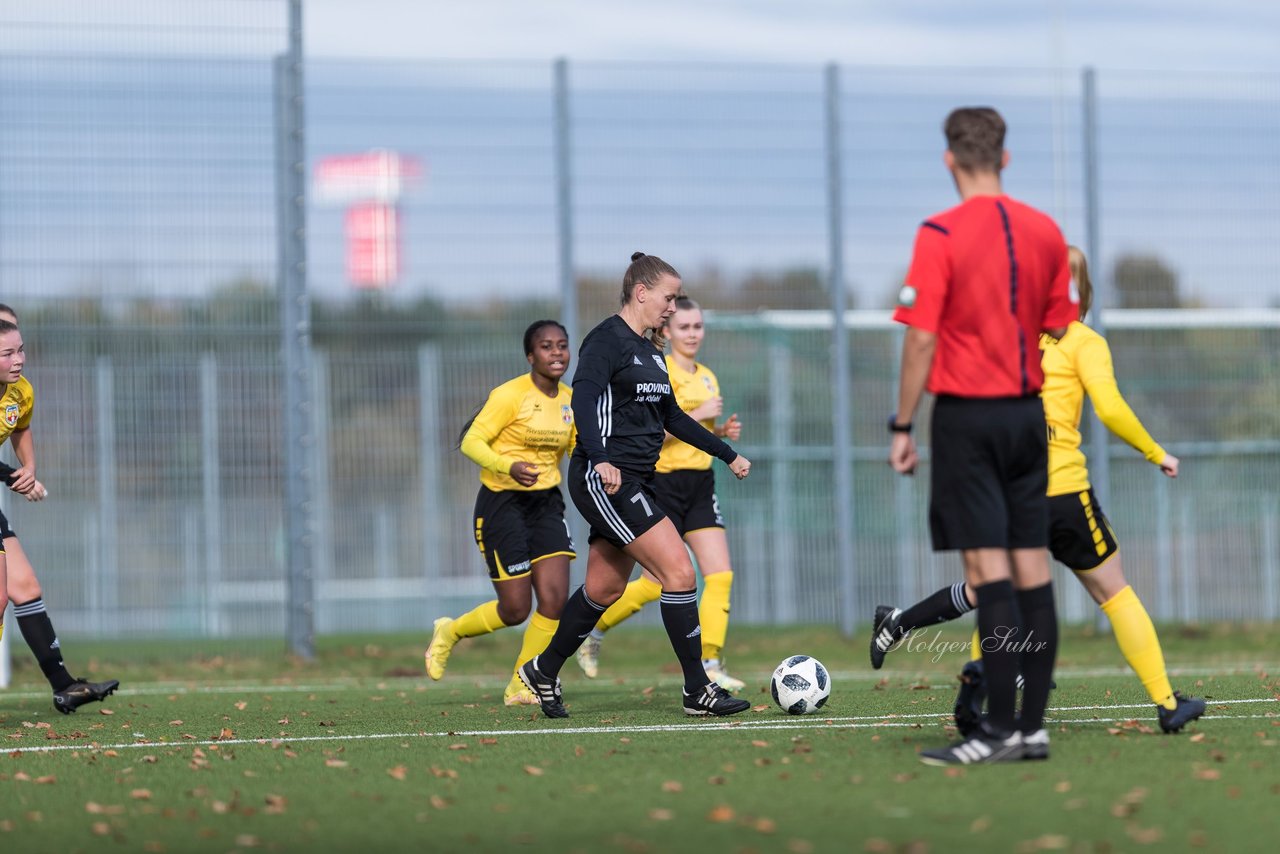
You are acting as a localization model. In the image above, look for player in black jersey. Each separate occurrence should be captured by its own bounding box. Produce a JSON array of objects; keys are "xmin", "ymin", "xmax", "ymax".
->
[{"xmin": 519, "ymin": 253, "xmax": 752, "ymax": 718}]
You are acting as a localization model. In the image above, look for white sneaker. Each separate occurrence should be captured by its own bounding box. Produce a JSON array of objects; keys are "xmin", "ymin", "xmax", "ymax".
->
[
  {"xmin": 576, "ymin": 635, "xmax": 601, "ymax": 679},
  {"xmin": 703, "ymin": 659, "xmax": 745, "ymax": 693}
]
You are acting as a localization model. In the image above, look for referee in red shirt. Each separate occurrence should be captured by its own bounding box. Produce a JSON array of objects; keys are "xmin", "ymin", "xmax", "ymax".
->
[{"xmin": 886, "ymin": 107, "xmax": 1077, "ymax": 765}]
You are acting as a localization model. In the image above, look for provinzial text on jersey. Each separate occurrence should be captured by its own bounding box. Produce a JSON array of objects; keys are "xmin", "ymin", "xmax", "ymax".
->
[{"xmin": 635, "ymin": 382, "xmax": 671, "ymax": 403}]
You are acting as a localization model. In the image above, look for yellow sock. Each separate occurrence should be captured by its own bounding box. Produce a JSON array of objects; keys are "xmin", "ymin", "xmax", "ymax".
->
[
  {"xmin": 0, "ymin": 622, "xmax": 4, "ymax": 643},
  {"xmin": 597, "ymin": 576, "xmax": 662, "ymax": 632},
  {"xmin": 699, "ymin": 571, "xmax": 734, "ymax": 660},
  {"xmin": 970, "ymin": 626, "xmax": 982, "ymax": 662},
  {"xmin": 514, "ymin": 612, "xmax": 558, "ymax": 674},
  {"xmin": 1100, "ymin": 585, "xmax": 1176, "ymax": 710},
  {"xmin": 450, "ymin": 600, "xmax": 508, "ymax": 640}
]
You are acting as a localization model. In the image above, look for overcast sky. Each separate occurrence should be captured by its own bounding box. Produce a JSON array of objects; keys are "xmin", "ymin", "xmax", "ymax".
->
[{"xmin": 305, "ymin": 0, "xmax": 1280, "ymax": 73}]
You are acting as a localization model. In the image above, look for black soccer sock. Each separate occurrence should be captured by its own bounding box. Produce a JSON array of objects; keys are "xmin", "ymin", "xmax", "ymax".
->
[
  {"xmin": 660, "ymin": 589, "xmax": 711, "ymax": 693},
  {"xmin": 14, "ymin": 598, "xmax": 76, "ymax": 692},
  {"xmin": 974, "ymin": 580, "xmax": 1022, "ymax": 733},
  {"xmin": 1016, "ymin": 582, "xmax": 1058, "ymax": 733},
  {"xmin": 898, "ymin": 582, "xmax": 973, "ymax": 634},
  {"xmin": 536, "ymin": 586, "xmax": 606, "ymax": 679}
]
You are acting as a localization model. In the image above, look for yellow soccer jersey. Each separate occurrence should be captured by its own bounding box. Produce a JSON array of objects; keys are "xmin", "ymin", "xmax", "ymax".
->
[
  {"xmin": 460, "ymin": 374, "xmax": 574, "ymax": 492},
  {"xmin": 1041, "ymin": 321, "xmax": 1165, "ymax": 497},
  {"xmin": 0, "ymin": 376, "xmax": 34, "ymax": 448},
  {"xmin": 656, "ymin": 356, "xmax": 719, "ymax": 474}
]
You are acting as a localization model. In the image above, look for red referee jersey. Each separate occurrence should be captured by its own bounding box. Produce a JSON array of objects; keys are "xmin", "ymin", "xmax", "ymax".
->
[{"xmin": 893, "ymin": 194, "xmax": 1077, "ymax": 398}]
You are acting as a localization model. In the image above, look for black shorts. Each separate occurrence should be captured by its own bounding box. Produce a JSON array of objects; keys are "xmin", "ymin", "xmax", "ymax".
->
[
  {"xmin": 472, "ymin": 486, "xmax": 575, "ymax": 582},
  {"xmin": 929, "ymin": 395, "xmax": 1050, "ymax": 552},
  {"xmin": 0, "ymin": 508, "xmax": 12, "ymax": 541},
  {"xmin": 1049, "ymin": 488, "xmax": 1119, "ymax": 571},
  {"xmin": 567, "ymin": 455, "xmax": 668, "ymax": 549},
  {"xmin": 651, "ymin": 469, "xmax": 724, "ymax": 537}
]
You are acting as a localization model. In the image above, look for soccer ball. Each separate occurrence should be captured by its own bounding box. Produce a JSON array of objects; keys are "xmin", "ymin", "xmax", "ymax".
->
[{"xmin": 770, "ymin": 655, "xmax": 831, "ymax": 715}]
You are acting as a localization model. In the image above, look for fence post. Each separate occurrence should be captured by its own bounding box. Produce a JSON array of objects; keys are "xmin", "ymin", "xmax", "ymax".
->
[
  {"xmin": 199, "ymin": 352, "xmax": 223, "ymax": 636},
  {"xmin": 275, "ymin": 0, "xmax": 314, "ymax": 659},
  {"xmin": 96, "ymin": 356, "xmax": 119, "ymax": 629},
  {"xmin": 824, "ymin": 63, "xmax": 857, "ymax": 636},
  {"xmin": 768, "ymin": 331, "xmax": 795, "ymax": 624},
  {"xmin": 1263, "ymin": 495, "xmax": 1278, "ymax": 621},
  {"xmin": 1155, "ymin": 471, "xmax": 1172, "ymax": 620},
  {"xmin": 1177, "ymin": 496, "xmax": 1196, "ymax": 622},
  {"xmin": 552, "ymin": 57, "xmax": 588, "ymax": 580},
  {"xmin": 418, "ymin": 344, "xmax": 444, "ymax": 608},
  {"xmin": 1081, "ymin": 67, "xmax": 1112, "ymax": 632}
]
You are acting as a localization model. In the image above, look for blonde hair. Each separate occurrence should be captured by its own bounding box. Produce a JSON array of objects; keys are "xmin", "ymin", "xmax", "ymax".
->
[{"xmin": 1068, "ymin": 245, "xmax": 1092, "ymax": 322}]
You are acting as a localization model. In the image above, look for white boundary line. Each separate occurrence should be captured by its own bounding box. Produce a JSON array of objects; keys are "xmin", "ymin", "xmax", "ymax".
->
[
  {"xmin": 8, "ymin": 698, "xmax": 1275, "ymax": 755},
  {"xmin": 3, "ymin": 661, "xmax": 1277, "ymax": 701}
]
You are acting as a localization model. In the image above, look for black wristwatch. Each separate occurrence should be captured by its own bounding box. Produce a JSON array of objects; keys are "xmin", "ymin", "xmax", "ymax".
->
[{"xmin": 887, "ymin": 415, "xmax": 913, "ymax": 434}]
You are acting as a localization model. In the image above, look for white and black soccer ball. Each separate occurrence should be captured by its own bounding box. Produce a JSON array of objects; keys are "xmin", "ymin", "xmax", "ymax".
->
[{"xmin": 770, "ymin": 655, "xmax": 831, "ymax": 715}]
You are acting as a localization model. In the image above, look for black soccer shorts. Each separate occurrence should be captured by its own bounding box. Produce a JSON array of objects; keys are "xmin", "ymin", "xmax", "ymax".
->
[
  {"xmin": 929, "ymin": 395, "xmax": 1050, "ymax": 552},
  {"xmin": 1048, "ymin": 488, "xmax": 1120, "ymax": 571},
  {"xmin": 567, "ymin": 455, "xmax": 669, "ymax": 550},
  {"xmin": 471, "ymin": 486, "xmax": 575, "ymax": 582},
  {"xmin": 650, "ymin": 469, "xmax": 724, "ymax": 538}
]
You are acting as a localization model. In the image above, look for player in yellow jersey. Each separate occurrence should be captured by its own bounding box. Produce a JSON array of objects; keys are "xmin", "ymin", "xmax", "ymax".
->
[
  {"xmin": 573, "ymin": 296, "xmax": 747, "ymax": 691},
  {"xmin": 0, "ymin": 305, "xmax": 119, "ymax": 713},
  {"xmin": 870, "ymin": 248, "xmax": 1205, "ymax": 742},
  {"xmin": 425, "ymin": 320, "xmax": 577, "ymax": 706}
]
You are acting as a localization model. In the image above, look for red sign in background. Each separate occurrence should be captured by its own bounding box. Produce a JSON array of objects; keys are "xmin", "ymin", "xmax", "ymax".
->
[{"xmin": 345, "ymin": 202, "xmax": 400, "ymax": 289}]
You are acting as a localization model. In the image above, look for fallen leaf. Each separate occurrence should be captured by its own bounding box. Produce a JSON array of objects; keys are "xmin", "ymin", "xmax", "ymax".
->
[
  {"xmin": 1194, "ymin": 769, "xmax": 1221, "ymax": 781},
  {"xmin": 970, "ymin": 817, "xmax": 991, "ymax": 833},
  {"xmin": 752, "ymin": 704, "xmax": 769, "ymax": 712},
  {"xmin": 235, "ymin": 702, "xmax": 248, "ymax": 711},
  {"xmin": 648, "ymin": 808, "xmax": 673, "ymax": 821},
  {"xmin": 448, "ymin": 743, "xmax": 467, "ymax": 751},
  {"xmin": 479, "ymin": 738, "xmax": 497, "ymax": 746},
  {"xmin": 131, "ymin": 789, "xmax": 152, "ymax": 800},
  {"xmin": 662, "ymin": 780, "xmax": 683, "ymax": 792},
  {"xmin": 234, "ymin": 834, "xmax": 260, "ymax": 848},
  {"xmin": 91, "ymin": 823, "xmax": 111, "ymax": 837},
  {"xmin": 1054, "ymin": 781, "xmax": 1071, "ymax": 793},
  {"xmin": 1190, "ymin": 733, "xmax": 1206, "ymax": 743},
  {"xmin": 523, "ymin": 765, "xmax": 544, "ymax": 776},
  {"xmin": 169, "ymin": 721, "xmax": 183, "ymax": 726},
  {"xmin": 429, "ymin": 795, "xmax": 449, "ymax": 810},
  {"xmin": 324, "ymin": 759, "xmax": 348, "ymax": 768},
  {"xmin": 754, "ymin": 817, "xmax": 777, "ymax": 834},
  {"xmin": 387, "ymin": 765, "xmax": 408, "ymax": 780},
  {"xmin": 98, "ymin": 709, "xmax": 114, "ymax": 716},
  {"xmin": 34, "ymin": 776, "xmax": 56, "ymax": 785},
  {"xmin": 1126, "ymin": 826, "xmax": 1163, "ymax": 845},
  {"xmin": 707, "ymin": 805, "xmax": 734, "ymax": 823},
  {"xmin": 751, "ymin": 740, "xmax": 769, "ymax": 748}
]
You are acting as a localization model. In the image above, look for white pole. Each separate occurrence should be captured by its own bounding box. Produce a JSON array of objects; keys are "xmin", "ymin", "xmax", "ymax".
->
[{"xmin": 0, "ymin": 603, "xmax": 11, "ymax": 688}]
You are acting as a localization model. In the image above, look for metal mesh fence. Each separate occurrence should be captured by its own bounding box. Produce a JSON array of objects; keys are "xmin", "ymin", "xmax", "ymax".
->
[{"xmin": 0, "ymin": 10, "xmax": 1278, "ymax": 642}]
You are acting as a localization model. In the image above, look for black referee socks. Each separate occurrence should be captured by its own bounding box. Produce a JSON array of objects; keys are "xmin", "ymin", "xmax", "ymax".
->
[
  {"xmin": 1016, "ymin": 582, "xmax": 1058, "ymax": 733},
  {"xmin": 974, "ymin": 580, "xmax": 1022, "ymax": 732},
  {"xmin": 659, "ymin": 590, "xmax": 711, "ymax": 693}
]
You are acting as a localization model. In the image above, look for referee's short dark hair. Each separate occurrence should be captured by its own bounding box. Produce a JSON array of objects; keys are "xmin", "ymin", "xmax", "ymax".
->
[
  {"xmin": 622, "ymin": 252, "xmax": 680, "ymax": 306},
  {"xmin": 944, "ymin": 107, "xmax": 1006, "ymax": 173}
]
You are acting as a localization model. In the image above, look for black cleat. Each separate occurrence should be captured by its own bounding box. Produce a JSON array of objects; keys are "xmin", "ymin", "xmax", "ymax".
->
[
  {"xmin": 1158, "ymin": 692, "xmax": 1206, "ymax": 733},
  {"xmin": 53, "ymin": 678, "xmax": 120, "ymax": 715},
  {"xmin": 518, "ymin": 657, "xmax": 568, "ymax": 719},
  {"xmin": 953, "ymin": 660, "xmax": 986, "ymax": 737},
  {"xmin": 869, "ymin": 605, "xmax": 903, "ymax": 670},
  {"xmin": 920, "ymin": 722, "xmax": 1025, "ymax": 766},
  {"xmin": 683, "ymin": 682, "xmax": 750, "ymax": 717}
]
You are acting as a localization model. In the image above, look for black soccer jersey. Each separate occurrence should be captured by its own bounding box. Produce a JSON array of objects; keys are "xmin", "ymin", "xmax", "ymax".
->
[{"xmin": 571, "ymin": 314, "xmax": 736, "ymax": 478}]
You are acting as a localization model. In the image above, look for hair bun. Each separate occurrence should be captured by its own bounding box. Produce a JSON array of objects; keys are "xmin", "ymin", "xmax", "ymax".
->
[{"xmin": 630, "ymin": 251, "xmax": 646, "ymax": 262}]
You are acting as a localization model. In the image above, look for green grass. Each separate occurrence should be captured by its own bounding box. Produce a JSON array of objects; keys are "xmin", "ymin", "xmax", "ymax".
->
[{"xmin": 2, "ymin": 622, "xmax": 1278, "ymax": 853}]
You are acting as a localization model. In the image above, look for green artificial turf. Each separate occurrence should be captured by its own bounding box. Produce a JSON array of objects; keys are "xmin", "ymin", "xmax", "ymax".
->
[{"xmin": 1, "ymin": 622, "xmax": 1277, "ymax": 852}]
